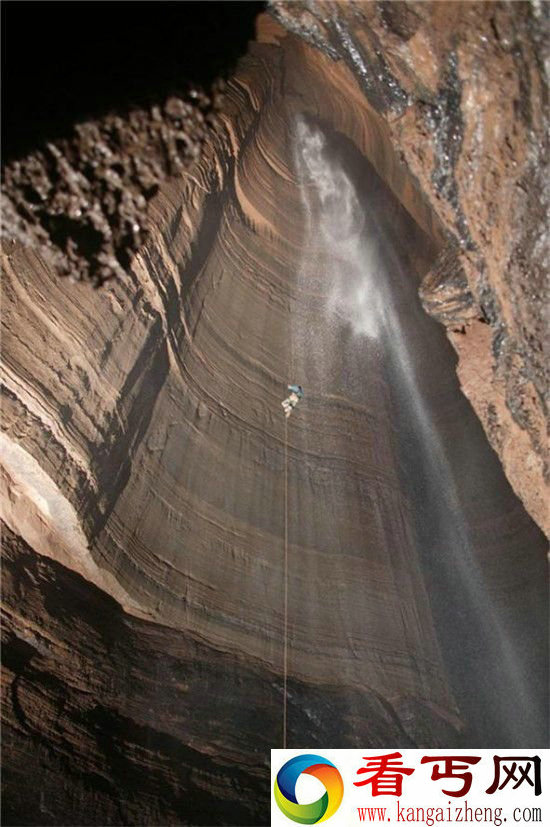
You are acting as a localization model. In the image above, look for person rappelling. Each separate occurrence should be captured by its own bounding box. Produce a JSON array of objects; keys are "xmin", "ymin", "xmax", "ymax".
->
[{"xmin": 281, "ymin": 384, "xmax": 304, "ymax": 418}]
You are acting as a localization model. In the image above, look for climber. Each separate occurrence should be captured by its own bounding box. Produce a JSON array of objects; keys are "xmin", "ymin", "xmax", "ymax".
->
[{"xmin": 281, "ymin": 384, "xmax": 304, "ymax": 418}]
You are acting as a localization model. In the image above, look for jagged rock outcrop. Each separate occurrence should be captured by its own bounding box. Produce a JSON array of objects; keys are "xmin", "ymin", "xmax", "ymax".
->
[
  {"xmin": 0, "ymin": 1, "xmax": 261, "ymax": 287},
  {"xmin": 1, "ymin": 89, "xmax": 222, "ymax": 285},
  {"xmin": 1, "ymin": 6, "xmax": 548, "ymax": 826}
]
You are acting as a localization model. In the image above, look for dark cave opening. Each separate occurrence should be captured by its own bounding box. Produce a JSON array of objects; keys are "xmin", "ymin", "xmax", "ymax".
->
[{"xmin": 1, "ymin": 0, "xmax": 265, "ymax": 162}]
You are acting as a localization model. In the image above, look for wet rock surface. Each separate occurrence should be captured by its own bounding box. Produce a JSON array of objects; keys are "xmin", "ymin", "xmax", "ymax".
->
[
  {"xmin": 270, "ymin": 0, "xmax": 549, "ymax": 533},
  {"xmin": 2, "ymin": 2, "xmax": 547, "ymax": 529},
  {"xmin": 1, "ymin": 4, "xmax": 548, "ymax": 825}
]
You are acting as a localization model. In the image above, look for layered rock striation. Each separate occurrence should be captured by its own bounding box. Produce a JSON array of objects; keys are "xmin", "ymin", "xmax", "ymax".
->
[
  {"xmin": 1, "ymin": 7, "xmax": 548, "ymax": 826},
  {"xmin": 271, "ymin": 0, "xmax": 549, "ymax": 536}
]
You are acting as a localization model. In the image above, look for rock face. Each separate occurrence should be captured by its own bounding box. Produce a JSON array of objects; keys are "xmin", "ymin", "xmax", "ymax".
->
[
  {"xmin": 271, "ymin": 0, "xmax": 549, "ymax": 536},
  {"xmin": 1, "ymin": 89, "xmax": 221, "ymax": 285},
  {"xmin": 1, "ymin": 6, "xmax": 548, "ymax": 827},
  {"xmin": 1, "ymin": 1, "xmax": 262, "ymax": 286}
]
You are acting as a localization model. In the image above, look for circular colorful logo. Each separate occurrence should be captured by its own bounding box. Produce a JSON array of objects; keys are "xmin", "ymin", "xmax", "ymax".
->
[{"xmin": 274, "ymin": 754, "xmax": 344, "ymax": 824}]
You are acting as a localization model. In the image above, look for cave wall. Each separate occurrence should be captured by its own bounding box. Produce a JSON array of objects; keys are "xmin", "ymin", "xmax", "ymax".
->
[
  {"xmin": 3, "ymin": 2, "xmax": 547, "ymax": 534},
  {"xmin": 0, "ymin": 19, "xmax": 466, "ymax": 825},
  {"xmin": 2, "ymin": 18, "xmax": 463, "ymax": 717},
  {"xmin": 1, "ymin": 5, "xmax": 548, "ymax": 826},
  {"xmin": 271, "ymin": 0, "xmax": 549, "ymax": 535},
  {"xmin": 0, "ymin": 1, "xmax": 263, "ymax": 285}
]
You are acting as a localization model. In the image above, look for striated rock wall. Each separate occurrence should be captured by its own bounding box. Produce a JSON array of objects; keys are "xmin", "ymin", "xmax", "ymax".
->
[
  {"xmin": 2, "ymin": 24, "xmax": 459, "ymax": 715},
  {"xmin": 5, "ymin": 2, "xmax": 545, "ymax": 533},
  {"xmin": 4, "ymin": 523, "xmax": 449, "ymax": 825},
  {"xmin": 271, "ymin": 0, "xmax": 549, "ymax": 536},
  {"xmin": 1, "ymin": 6, "xmax": 548, "ymax": 825},
  {"xmin": 0, "ymin": 1, "xmax": 262, "ymax": 286},
  {"xmin": 1, "ymin": 525, "xmax": 270, "ymax": 826}
]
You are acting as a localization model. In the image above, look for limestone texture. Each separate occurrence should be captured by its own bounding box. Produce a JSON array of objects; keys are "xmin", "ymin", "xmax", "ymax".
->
[{"xmin": 1, "ymin": 4, "xmax": 548, "ymax": 826}]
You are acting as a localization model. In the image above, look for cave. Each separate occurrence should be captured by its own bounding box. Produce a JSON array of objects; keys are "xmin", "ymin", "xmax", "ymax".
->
[{"xmin": 1, "ymin": 3, "xmax": 548, "ymax": 826}]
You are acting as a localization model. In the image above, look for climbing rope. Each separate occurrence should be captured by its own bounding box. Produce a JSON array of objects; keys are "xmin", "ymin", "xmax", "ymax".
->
[
  {"xmin": 283, "ymin": 319, "xmax": 297, "ymax": 749},
  {"xmin": 283, "ymin": 414, "xmax": 289, "ymax": 749}
]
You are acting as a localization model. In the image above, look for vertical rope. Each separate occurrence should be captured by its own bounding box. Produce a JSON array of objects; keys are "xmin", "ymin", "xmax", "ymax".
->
[{"xmin": 283, "ymin": 414, "xmax": 289, "ymax": 749}]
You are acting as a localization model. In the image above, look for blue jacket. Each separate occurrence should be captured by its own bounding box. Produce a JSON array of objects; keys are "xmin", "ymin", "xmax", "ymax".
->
[{"xmin": 288, "ymin": 385, "xmax": 304, "ymax": 398}]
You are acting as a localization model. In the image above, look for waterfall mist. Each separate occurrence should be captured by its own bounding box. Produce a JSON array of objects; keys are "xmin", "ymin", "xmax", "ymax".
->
[{"xmin": 290, "ymin": 116, "xmax": 548, "ymax": 746}]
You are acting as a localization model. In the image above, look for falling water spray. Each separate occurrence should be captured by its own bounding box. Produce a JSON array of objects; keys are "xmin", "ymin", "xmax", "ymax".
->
[{"xmin": 291, "ymin": 115, "xmax": 544, "ymax": 744}]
